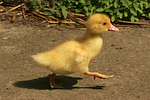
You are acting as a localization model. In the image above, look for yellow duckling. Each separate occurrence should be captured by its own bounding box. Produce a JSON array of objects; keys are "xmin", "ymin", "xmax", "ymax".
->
[{"xmin": 32, "ymin": 13, "xmax": 119, "ymax": 88}]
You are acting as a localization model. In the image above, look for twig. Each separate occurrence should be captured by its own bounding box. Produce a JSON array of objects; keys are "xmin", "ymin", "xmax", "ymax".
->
[
  {"xmin": 76, "ymin": 18, "xmax": 86, "ymax": 23},
  {"xmin": 36, "ymin": 11, "xmax": 47, "ymax": 16},
  {"xmin": 32, "ymin": 11, "xmax": 47, "ymax": 20},
  {"xmin": 10, "ymin": 14, "xmax": 16, "ymax": 23},
  {"xmin": 68, "ymin": 15, "xmax": 86, "ymax": 24},
  {"xmin": 3, "ymin": 3, "xmax": 25, "ymax": 15},
  {"xmin": 35, "ymin": 10, "xmax": 60, "ymax": 21},
  {"xmin": 48, "ymin": 20, "xmax": 76, "ymax": 24},
  {"xmin": 48, "ymin": 20, "xmax": 59, "ymax": 24},
  {"xmin": 26, "ymin": 13, "xmax": 43, "ymax": 20},
  {"xmin": 67, "ymin": 12, "xmax": 85, "ymax": 17},
  {"xmin": 35, "ymin": 9, "xmax": 76, "ymax": 23},
  {"xmin": 118, "ymin": 20, "xmax": 150, "ymax": 26},
  {"xmin": 35, "ymin": 10, "xmax": 58, "ymax": 21},
  {"xmin": 49, "ymin": 16, "xmax": 59, "ymax": 21},
  {"xmin": 44, "ymin": 8, "xmax": 59, "ymax": 12},
  {"xmin": 22, "ymin": 4, "xmax": 26, "ymax": 19},
  {"xmin": 37, "ymin": 8, "xmax": 86, "ymax": 24},
  {"xmin": 45, "ymin": 8, "xmax": 85, "ymax": 17},
  {"xmin": 0, "ymin": 1, "xmax": 3, "ymax": 5},
  {"xmin": 61, "ymin": 20, "xmax": 76, "ymax": 24}
]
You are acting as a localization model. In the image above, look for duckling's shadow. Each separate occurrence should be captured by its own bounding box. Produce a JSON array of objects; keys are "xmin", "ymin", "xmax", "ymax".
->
[{"xmin": 13, "ymin": 76, "xmax": 105, "ymax": 90}]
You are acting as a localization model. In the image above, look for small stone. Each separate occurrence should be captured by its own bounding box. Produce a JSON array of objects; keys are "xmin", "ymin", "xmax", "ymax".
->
[{"xmin": 3, "ymin": 37, "xmax": 8, "ymax": 39}]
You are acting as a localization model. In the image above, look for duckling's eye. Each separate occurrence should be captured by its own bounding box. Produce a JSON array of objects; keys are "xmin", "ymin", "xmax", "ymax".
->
[{"xmin": 102, "ymin": 22, "xmax": 107, "ymax": 25}]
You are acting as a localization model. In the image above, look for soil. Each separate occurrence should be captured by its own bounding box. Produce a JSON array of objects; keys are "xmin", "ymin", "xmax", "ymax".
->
[{"xmin": 0, "ymin": 20, "xmax": 150, "ymax": 100}]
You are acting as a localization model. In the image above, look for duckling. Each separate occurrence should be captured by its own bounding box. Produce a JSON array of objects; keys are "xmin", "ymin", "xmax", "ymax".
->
[{"xmin": 31, "ymin": 13, "xmax": 119, "ymax": 88}]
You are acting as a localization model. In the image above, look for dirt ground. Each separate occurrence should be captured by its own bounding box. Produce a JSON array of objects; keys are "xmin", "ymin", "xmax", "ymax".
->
[{"xmin": 0, "ymin": 20, "xmax": 150, "ymax": 100}]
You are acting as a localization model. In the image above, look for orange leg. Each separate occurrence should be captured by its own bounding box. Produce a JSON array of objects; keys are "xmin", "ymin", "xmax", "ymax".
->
[
  {"xmin": 48, "ymin": 73, "xmax": 63, "ymax": 88},
  {"xmin": 84, "ymin": 71, "xmax": 114, "ymax": 79}
]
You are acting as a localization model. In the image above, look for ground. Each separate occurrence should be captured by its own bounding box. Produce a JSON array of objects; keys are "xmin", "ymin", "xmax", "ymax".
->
[{"xmin": 0, "ymin": 20, "xmax": 150, "ymax": 100}]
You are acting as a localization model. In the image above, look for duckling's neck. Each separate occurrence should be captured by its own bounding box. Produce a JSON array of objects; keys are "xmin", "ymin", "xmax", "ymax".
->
[
  {"xmin": 84, "ymin": 31, "xmax": 102, "ymax": 39},
  {"xmin": 79, "ymin": 31, "xmax": 103, "ymax": 62}
]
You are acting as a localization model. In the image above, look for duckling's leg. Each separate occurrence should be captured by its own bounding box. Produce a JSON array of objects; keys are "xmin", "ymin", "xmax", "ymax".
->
[
  {"xmin": 84, "ymin": 71, "xmax": 114, "ymax": 79},
  {"xmin": 48, "ymin": 73, "xmax": 63, "ymax": 88}
]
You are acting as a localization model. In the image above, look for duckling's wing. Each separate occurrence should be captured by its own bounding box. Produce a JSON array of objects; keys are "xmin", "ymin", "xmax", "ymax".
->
[
  {"xmin": 71, "ymin": 45, "xmax": 89, "ymax": 74},
  {"xmin": 51, "ymin": 41, "xmax": 89, "ymax": 74}
]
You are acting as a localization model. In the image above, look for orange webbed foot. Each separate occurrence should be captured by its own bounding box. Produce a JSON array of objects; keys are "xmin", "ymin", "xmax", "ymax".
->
[{"xmin": 84, "ymin": 71, "xmax": 114, "ymax": 79}]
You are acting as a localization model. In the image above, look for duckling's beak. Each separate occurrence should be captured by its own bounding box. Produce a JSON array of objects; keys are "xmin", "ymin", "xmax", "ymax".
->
[{"xmin": 108, "ymin": 25, "xmax": 119, "ymax": 31}]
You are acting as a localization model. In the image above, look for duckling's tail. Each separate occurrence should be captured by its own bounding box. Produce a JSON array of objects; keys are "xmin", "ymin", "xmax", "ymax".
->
[{"xmin": 31, "ymin": 53, "xmax": 49, "ymax": 66}]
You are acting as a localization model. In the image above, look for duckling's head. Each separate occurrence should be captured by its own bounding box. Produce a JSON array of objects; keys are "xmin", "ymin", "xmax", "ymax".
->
[{"xmin": 86, "ymin": 13, "xmax": 119, "ymax": 35}]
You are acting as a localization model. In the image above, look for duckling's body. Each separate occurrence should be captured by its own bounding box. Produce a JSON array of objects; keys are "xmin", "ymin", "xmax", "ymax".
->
[
  {"xmin": 32, "ymin": 35, "xmax": 102, "ymax": 75},
  {"xmin": 32, "ymin": 13, "xmax": 119, "ymax": 88}
]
